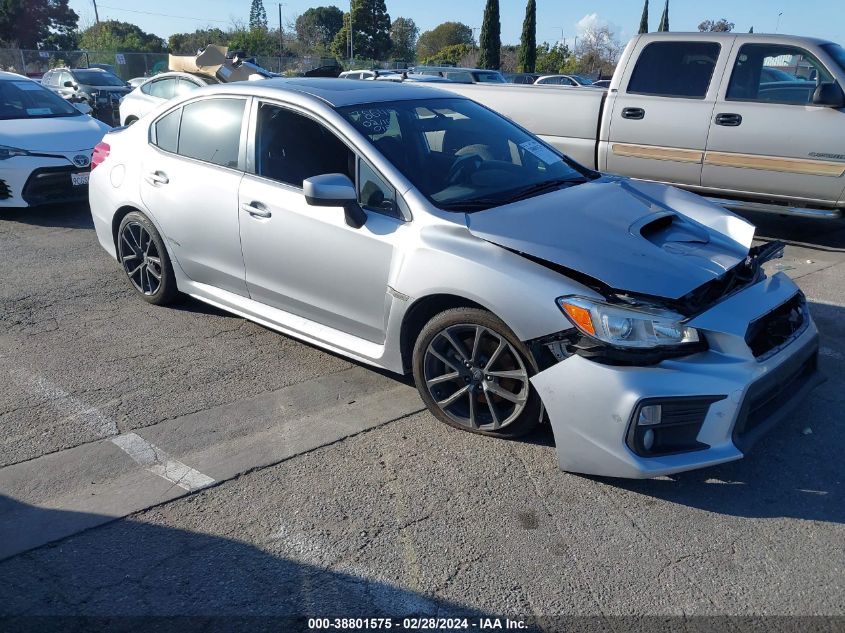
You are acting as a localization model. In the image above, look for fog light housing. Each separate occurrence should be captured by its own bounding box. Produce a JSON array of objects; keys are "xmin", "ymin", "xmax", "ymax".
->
[{"xmin": 626, "ymin": 396, "xmax": 725, "ymax": 457}]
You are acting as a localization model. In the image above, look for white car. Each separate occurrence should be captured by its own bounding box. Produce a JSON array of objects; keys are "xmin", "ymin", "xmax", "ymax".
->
[
  {"xmin": 534, "ymin": 74, "xmax": 595, "ymax": 86},
  {"xmin": 119, "ymin": 72, "xmax": 217, "ymax": 126},
  {"xmin": 0, "ymin": 72, "xmax": 110, "ymax": 208}
]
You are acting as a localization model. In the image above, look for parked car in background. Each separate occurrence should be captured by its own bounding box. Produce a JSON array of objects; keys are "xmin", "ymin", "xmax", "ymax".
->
[
  {"xmin": 534, "ymin": 74, "xmax": 596, "ymax": 86},
  {"xmin": 119, "ymin": 72, "xmax": 218, "ymax": 126},
  {"xmin": 128, "ymin": 77, "xmax": 150, "ymax": 88},
  {"xmin": 592, "ymin": 79, "xmax": 612, "ymax": 88},
  {"xmin": 0, "ymin": 72, "xmax": 109, "ymax": 208},
  {"xmin": 41, "ymin": 67, "xmax": 131, "ymax": 126},
  {"xmin": 439, "ymin": 32, "xmax": 845, "ymax": 219},
  {"xmin": 412, "ymin": 66, "xmax": 506, "ymax": 84},
  {"xmin": 339, "ymin": 69, "xmax": 403, "ymax": 80},
  {"xmin": 505, "ymin": 73, "xmax": 541, "ymax": 84},
  {"xmin": 90, "ymin": 78, "xmax": 820, "ymax": 478}
]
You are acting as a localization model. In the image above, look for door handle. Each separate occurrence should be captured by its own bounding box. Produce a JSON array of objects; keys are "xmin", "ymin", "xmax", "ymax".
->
[
  {"xmin": 241, "ymin": 202, "xmax": 272, "ymax": 218},
  {"xmin": 144, "ymin": 171, "xmax": 169, "ymax": 186},
  {"xmin": 621, "ymin": 107, "xmax": 645, "ymax": 120},
  {"xmin": 715, "ymin": 113, "xmax": 743, "ymax": 127}
]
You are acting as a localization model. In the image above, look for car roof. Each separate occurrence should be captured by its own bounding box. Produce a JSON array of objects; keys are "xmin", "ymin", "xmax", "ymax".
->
[
  {"xmin": 203, "ymin": 77, "xmax": 463, "ymax": 107},
  {"xmin": 638, "ymin": 32, "xmax": 836, "ymax": 47},
  {"xmin": 0, "ymin": 71, "xmax": 30, "ymax": 81}
]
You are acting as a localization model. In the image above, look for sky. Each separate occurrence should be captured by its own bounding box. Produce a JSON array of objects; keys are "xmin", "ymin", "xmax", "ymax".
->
[{"xmin": 68, "ymin": 0, "xmax": 845, "ymax": 47}]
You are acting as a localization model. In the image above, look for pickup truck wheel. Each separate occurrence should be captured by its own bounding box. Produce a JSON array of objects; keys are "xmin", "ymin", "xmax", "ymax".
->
[
  {"xmin": 412, "ymin": 308, "xmax": 541, "ymax": 438},
  {"xmin": 117, "ymin": 212, "xmax": 177, "ymax": 305}
]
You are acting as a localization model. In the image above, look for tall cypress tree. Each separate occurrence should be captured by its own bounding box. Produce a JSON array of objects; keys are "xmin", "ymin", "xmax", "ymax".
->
[
  {"xmin": 749, "ymin": 26, "xmax": 754, "ymax": 33},
  {"xmin": 517, "ymin": 0, "xmax": 536, "ymax": 72},
  {"xmin": 639, "ymin": 0, "xmax": 649, "ymax": 34},
  {"xmin": 657, "ymin": 0, "xmax": 669, "ymax": 32},
  {"xmin": 478, "ymin": 0, "xmax": 501, "ymax": 70},
  {"xmin": 249, "ymin": 0, "xmax": 268, "ymax": 30}
]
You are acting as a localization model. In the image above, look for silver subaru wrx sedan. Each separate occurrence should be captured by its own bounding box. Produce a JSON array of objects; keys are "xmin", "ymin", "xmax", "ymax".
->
[{"xmin": 89, "ymin": 79, "xmax": 823, "ymax": 478}]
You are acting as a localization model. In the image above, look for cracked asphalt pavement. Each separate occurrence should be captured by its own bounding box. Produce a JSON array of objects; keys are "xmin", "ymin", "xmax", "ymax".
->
[{"xmin": 0, "ymin": 204, "xmax": 843, "ymax": 628}]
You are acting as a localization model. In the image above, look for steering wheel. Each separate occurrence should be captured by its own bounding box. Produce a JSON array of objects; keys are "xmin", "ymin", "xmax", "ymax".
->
[{"xmin": 446, "ymin": 153, "xmax": 484, "ymax": 187}]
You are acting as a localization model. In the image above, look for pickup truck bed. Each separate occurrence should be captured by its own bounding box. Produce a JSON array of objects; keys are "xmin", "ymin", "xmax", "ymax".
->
[{"xmin": 438, "ymin": 32, "xmax": 845, "ymax": 219}]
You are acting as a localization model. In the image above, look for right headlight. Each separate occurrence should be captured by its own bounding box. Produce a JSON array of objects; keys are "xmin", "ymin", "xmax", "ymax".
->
[{"xmin": 557, "ymin": 296, "xmax": 700, "ymax": 349}]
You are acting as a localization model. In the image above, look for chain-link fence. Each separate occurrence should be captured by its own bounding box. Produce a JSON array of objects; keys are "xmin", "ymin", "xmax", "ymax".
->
[{"xmin": 1, "ymin": 48, "xmax": 407, "ymax": 80}]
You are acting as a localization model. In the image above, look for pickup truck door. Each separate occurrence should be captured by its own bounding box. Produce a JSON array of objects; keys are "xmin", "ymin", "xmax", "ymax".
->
[
  {"xmin": 702, "ymin": 41, "xmax": 845, "ymax": 206},
  {"xmin": 604, "ymin": 38, "xmax": 730, "ymax": 188}
]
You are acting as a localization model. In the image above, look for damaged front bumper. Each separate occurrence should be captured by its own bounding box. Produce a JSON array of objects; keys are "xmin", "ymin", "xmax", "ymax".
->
[{"xmin": 530, "ymin": 272, "xmax": 824, "ymax": 479}]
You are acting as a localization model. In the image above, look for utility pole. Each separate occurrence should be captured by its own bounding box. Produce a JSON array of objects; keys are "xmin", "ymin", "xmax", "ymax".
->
[
  {"xmin": 349, "ymin": 0, "xmax": 354, "ymax": 62},
  {"xmin": 92, "ymin": 0, "xmax": 100, "ymax": 23},
  {"xmin": 278, "ymin": 3, "xmax": 286, "ymax": 73},
  {"xmin": 775, "ymin": 11, "xmax": 783, "ymax": 33}
]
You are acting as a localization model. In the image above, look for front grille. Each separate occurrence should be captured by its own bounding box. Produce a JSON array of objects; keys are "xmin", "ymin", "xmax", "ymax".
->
[
  {"xmin": 0, "ymin": 178, "xmax": 11, "ymax": 200},
  {"xmin": 21, "ymin": 166, "xmax": 89, "ymax": 206},
  {"xmin": 746, "ymin": 293, "xmax": 807, "ymax": 359},
  {"xmin": 732, "ymin": 340, "xmax": 819, "ymax": 450}
]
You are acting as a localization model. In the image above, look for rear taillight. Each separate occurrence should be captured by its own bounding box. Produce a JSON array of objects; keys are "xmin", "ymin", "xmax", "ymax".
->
[{"xmin": 91, "ymin": 142, "xmax": 110, "ymax": 170}]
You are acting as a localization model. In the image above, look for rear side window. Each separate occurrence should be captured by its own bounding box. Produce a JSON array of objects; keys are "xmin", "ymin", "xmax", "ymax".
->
[
  {"xmin": 627, "ymin": 41, "xmax": 721, "ymax": 98},
  {"xmin": 153, "ymin": 108, "xmax": 181, "ymax": 153},
  {"xmin": 144, "ymin": 78, "xmax": 175, "ymax": 99},
  {"xmin": 177, "ymin": 98, "xmax": 245, "ymax": 168}
]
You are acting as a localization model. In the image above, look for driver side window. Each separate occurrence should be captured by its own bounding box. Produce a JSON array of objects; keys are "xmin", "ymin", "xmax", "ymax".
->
[{"xmin": 727, "ymin": 44, "xmax": 832, "ymax": 105}]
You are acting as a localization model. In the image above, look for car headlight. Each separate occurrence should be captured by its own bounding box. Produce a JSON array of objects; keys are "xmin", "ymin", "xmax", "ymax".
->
[
  {"xmin": 0, "ymin": 145, "xmax": 30, "ymax": 160},
  {"xmin": 557, "ymin": 296, "xmax": 700, "ymax": 349}
]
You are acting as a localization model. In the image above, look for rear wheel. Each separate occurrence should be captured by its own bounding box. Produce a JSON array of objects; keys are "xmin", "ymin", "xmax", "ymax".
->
[
  {"xmin": 412, "ymin": 308, "xmax": 542, "ymax": 438},
  {"xmin": 117, "ymin": 211, "xmax": 177, "ymax": 305}
]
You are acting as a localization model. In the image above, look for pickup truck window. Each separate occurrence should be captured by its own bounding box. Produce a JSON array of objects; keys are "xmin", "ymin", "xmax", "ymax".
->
[
  {"xmin": 627, "ymin": 41, "xmax": 720, "ymax": 99},
  {"xmin": 821, "ymin": 43, "xmax": 845, "ymax": 74},
  {"xmin": 727, "ymin": 44, "xmax": 832, "ymax": 105}
]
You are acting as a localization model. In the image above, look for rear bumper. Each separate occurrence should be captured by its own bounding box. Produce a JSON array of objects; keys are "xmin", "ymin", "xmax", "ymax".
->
[{"xmin": 531, "ymin": 273, "xmax": 823, "ymax": 479}]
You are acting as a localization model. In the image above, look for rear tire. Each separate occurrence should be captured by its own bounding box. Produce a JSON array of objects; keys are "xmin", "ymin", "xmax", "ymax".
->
[
  {"xmin": 412, "ymin": 308, "xmax": 542, "ymax": 438},
  {"xmin": 117, "ymin": 211, "xmax": 178, "ymax": 305}
]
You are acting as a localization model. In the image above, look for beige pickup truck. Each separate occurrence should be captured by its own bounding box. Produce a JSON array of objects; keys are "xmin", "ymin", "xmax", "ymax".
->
[{"xmin": 440, "ymin": 32, "xmax": 845, "ymax": 219}]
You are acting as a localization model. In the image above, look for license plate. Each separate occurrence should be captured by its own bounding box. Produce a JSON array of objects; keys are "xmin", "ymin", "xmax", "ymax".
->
[{"xmin": 71, "ymin": 172, "xmax": 89, "ymax": 186}]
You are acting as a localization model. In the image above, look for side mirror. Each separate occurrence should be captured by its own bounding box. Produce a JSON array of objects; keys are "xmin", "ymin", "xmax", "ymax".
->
[
  {"xmin": 303, "ymin": 173, "xmax": 366, "ymax": 229},
  {"xmin": 63, "ymin": 80, "xmax": 76, "ymax": 89},
  {"xmin": 813, "ymin": 82, "xmax": 845, "ymax": 108}
]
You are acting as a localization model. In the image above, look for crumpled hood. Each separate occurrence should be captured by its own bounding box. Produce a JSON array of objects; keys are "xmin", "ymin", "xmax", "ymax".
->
[
  {"xmin": 466, "ymin": 176, "xmax": 756, "ymax": 300},
  {"xmin": 1, "ymin": 115, "xmax": 110, "ymax": 153}
]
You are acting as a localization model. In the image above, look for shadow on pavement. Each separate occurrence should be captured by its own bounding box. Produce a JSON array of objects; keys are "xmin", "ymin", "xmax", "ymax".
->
[
  {"xmin": 0, "ymin": 495, "xmax": 507, "ymax": 632},
  {"xmin": 0, "ymin": 203, "xmax": 93, "ymax": 230},
  {"xmin": 741, "ymin": 210, "xmax": 845, "ymax": 252}
]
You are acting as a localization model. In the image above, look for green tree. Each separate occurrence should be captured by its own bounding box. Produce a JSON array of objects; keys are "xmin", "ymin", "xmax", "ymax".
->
[
  {"xmin": 294, "ymin": 6, "xmax": 344, "ymax": 51},
  {"xmin": 0, "ymin": 0, "xmax": 78, "ymax": 49},
  {"xmin": 168, "ymin": 28, "xmax": 229, "ymax": 55},
  {"xmin": 639, "ymin": 0, "xmax": 649, "ymax": 34},
  {"xmin": 749, "ymin": 26, "xmax": 754, "ymax": 33},
  {"xmin": 657, "ymin": 0, "xmax": 669, "ymax": 32},
  {"xmin": 331, "ymin": 0, "xmax": 392, "ymax": 60},
  {"xmin": 478, "ymin": 0, "xmax": 500, "ymax": 69},
  {"xmin": 698, "ymin": 19, "xmax": 734, "ymax": 32},
  {"xmin": 249, "ymin": 0, "xmax": 268, "ymax": 31},
  {"xmin": 421, "ymin": 43, "xmax": 474, "ymax": 66},
  {"xmin": 229, "ymin": 26, "xmax": 278, "ymax": 55},
  {"xmin": 535, "ymin": 41, "xmax": 572, "ymax": 74},
  {"xmin": 79, "ymin": 20, "xmax": 165, "ymax": 52},
  {"xmin": 517, "ymin": 0, "xmax": 536, "ymax": 72},
  {"xmin": 390, "ymin": 17, "xmax": 418, "ymax": 61},
  {"xmin": 416, "ymin": 22, "xmax": 474, "ymax": 59}
]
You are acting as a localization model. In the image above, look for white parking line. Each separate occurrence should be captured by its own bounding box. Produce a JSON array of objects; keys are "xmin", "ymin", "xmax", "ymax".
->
[
  {"xmin": 10, "ymin": 371, "xmax": 119, "ymax": 437},
  {"xmin": 111, "ymin": 432, "xmax": 215, "ymax": 492}
]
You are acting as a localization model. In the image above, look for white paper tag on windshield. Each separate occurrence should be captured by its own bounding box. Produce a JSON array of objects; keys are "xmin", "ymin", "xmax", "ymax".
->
[
  {"xmin": 26, "ymin": 107, "xmax": 52, "ymax": 115},
  {"xmin": 13, "ymin": 81, "xmax": 43, "ymax": 91},
  {"xmin": 519, "ymin": 140, "xmax": 562, "ymax": 165}
]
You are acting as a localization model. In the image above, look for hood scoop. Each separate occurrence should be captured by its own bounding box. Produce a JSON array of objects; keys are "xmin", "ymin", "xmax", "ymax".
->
[{"xmin": 634, "ymin": 212, "xmax": 710, "ymax": 254}]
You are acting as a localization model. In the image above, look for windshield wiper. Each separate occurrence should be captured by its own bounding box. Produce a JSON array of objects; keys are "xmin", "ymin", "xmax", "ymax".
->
[
  {"xmin": 438, "ymin": 198, "xmax": 504, "ymax": 211},
  {"xmin": 502, "ymin": 177, "xmax": 589, "ymax": 204}
]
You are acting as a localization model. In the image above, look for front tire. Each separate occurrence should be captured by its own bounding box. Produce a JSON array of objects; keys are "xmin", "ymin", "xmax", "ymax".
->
[
  {"xmin": 412, "ymin": 308, "xmax": 542, "ymax": 438},
  {"xmin": 117, "ymin": 211, "xmax": 177, "ymax": 305}
]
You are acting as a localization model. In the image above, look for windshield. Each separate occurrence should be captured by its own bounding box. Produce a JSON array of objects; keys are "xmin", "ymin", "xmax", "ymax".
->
[
  {"xmin": 472, "ymin": 71, "xmax": 506, "ymax": 83},
  {"xmin": 0, "ymin": 79, "xmax": 81, "ymax": 120},
  {"xmin": 73, "ymin": 70, "xmax": 126, "ymax": 86},
  {"xmin": 821, "ymin": 43, "xmax": 845, "ymax": 74},
  {"xmin": 339, "ymin": 98, "xmax": 593, "ymax": 212}
]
